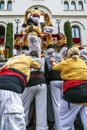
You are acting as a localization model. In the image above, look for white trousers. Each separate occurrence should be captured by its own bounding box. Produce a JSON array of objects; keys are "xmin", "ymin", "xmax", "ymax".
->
[
  {"xmin": 59, "ymin": 99, "xmax": 87, "ymax": 130},
  {"xmin": 22, "ymin": 84, "xmax": 48, "ymax": 130},
  {"xmin": 28, "ymin": 35, "xmax": 41, "ymax": 57},
  {"xmin": 0, "ymin": 90, "xmax": 26, "ymax": 130},
  {"xmin": 50, "ymin": 80, "xmax": 63, "ymax": 130}
]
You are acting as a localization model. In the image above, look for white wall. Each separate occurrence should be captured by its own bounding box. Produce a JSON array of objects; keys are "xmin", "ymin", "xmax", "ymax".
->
[{"xmin": 0, "ymin": 0, "xmax": 87, "ymax": 46}]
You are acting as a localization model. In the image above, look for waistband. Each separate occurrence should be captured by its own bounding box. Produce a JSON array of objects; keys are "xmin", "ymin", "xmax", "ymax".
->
[
  {"xmin": 30, "ymin": 71, "xmax": 44, "ymax": 78},
  {"xmin": 64, "ymin": 80, "xmax": 87, "ymax": 92},
  {"xmin": 14, "ymin": 45, "xmax": 21, "ymax": 50},
  {"xmin": 0, "ymin": 67, "xmax": 27, "ymax": 87}
]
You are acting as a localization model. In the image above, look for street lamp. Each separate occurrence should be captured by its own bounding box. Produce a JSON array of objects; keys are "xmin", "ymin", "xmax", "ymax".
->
[
  {"xmin": 56, "ymin": 19, "xmax": 61, "ymax": 34},
  {"xmin": 15, "ymin": 17, "xmax": 20, "ymax": 34}
]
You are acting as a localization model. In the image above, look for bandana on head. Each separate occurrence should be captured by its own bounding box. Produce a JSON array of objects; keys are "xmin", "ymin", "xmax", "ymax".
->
[{"xmin": 47, "ymin": 48, "xmax": 54, "ymax": 55}]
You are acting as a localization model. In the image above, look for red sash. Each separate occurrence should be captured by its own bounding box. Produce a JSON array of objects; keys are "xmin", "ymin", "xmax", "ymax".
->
[
  {"xmin": 0, "ymin": 67, "xmax": 26, "ymax": 87},
  {"xmin": 64, "ymin": 80, "xmax": 87, "ymax": 92}
]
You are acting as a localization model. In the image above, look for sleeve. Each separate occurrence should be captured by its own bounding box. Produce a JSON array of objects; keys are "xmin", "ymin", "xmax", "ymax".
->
[
  {"xmin": 25, "ymin": 26, "xmax": 29, "ymax": 35},
  {"xmin": 30, "ymin": 57, "xmax": 41, "ymax": 70},
  {"xmin": 52, "ymin": 61, "xmax": 65, "ymax": 71},
  {"xmin": 33, "ymin": 26, "xmax": 42, "ymax": 37}
]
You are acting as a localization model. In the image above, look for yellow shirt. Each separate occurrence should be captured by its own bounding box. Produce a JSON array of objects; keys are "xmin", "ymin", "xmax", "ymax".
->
[
  {"xmin": 3, "ymin": 54, "xmax": 41, "ymax": 81},
  {"xmin": 52, "ymin": 58, "xmax": 87, "ymax": 80},
  {"xmin": 25, "ymin": 25, "xmax": 42, "ymax": 37}
]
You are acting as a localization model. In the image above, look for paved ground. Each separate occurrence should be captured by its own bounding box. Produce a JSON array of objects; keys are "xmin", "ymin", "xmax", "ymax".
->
[
  {"xmin": 26, "ymin": 114, "xmax": 83, "ymax": 130},
  {"xmin": 26, "ymin": 126, "xmax": 35, "ymax": 130},
  {"xmin": 27, "ymin": 126, "xmax": 83, "ymax": 130},
  {"xmin": 26, "ymin": 121, "xmax": 83, "ymax": 130}
]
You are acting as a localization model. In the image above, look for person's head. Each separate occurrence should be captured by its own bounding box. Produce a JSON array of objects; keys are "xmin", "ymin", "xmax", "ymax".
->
[
  {"xmin": 29, "ymin": 50, "xmax": 39, "ymax": 58},
  {"xmin": 22, "ymin": 23, "xmax": 27, "ymax": 28},
  {"xmin": 33, "ymin": 20, "xmax": 38, "ymax": 26},
  {"xmin": 27, "ymin": 18, "xmax": 33, "ymax": 25},
  {"xmin": 47, "ymin": 44, "xmax": 54, "ymax": 49},
  {"xmin": 21, "ymin": 50, "xmax": 29, "ymax": 55},
  {"xmin": 47, "ymin": 44, "xmax": 55, "ymax": 55},
  {"xmin": 59, "ymin": 46, "xmax": 68, "ymax": 60},
  {"xmin": 80, "ymin": 48, "xmax": 87, "ymax": 63},
  {"xmin": 34, "ymin": 7, "xmax": 38, "ymax": 10},
  {"xmin": 67, "ymin": 47, "xmax": 80, "ymax": 59}
]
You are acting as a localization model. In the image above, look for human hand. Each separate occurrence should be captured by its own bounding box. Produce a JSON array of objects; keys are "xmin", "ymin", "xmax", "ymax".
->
[{"xmin": 50, "ymin": 58, "xmax": 56, "ymax": 64}]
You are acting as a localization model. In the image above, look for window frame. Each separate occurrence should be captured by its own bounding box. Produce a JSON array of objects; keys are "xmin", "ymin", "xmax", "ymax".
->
[{"xmin": 64, "ymin": 1, "xmax": 69, "ymax": 10}]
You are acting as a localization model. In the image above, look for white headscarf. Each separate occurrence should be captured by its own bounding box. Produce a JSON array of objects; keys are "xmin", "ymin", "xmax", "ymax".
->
[
  {"xmin": 47, "ymin": 48, "xmax": 54, "ymax": 55},
  {"xmin": 80, "ymin": 48, "xmax": 87, "ymax": 63}
]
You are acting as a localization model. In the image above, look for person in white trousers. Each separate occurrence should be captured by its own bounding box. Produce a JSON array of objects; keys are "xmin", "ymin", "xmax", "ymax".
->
[
  {"xmin": 22, "ymin": 50, "xmax": 48, "ymax": 130},
  {"xmin": 0, "ymin": 54, "xmax": 41, "ymax": 130},
  {"xmin": 51, "ymin": 47, "xmax": 87, "ymax": 130},
  {"xmin": 45, "ymin": 44, "xmax": 63, "ymax": 130}
]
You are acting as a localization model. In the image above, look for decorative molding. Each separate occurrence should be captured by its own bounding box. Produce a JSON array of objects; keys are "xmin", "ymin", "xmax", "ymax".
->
[
  {"xmin": 61, "ymin": 0, "xmax": 87, "ymax": 3},
  {"xmin": 70, "ymin": 21, "xmax": 85, "ymax": 30}
]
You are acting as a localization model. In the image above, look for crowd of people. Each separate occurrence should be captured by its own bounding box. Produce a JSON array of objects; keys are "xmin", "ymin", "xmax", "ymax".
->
[{"xmin": 0, "ymin": 7, "xmax": 87, "ymax": 130}]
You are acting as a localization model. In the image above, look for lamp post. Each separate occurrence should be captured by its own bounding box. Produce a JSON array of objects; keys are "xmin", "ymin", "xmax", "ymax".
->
[
  {"xmin": 56, "ymin": 19, "xmax": 61, "ymax": 34},
  {"xmin": 15, "ymin": 17, "xmax": 20, "ymax": 34}
]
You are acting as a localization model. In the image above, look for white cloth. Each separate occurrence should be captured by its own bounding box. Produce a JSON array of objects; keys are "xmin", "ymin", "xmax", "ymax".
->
[
  {"xmin": 50, "ymin": 80, "xmax": 63, "ymax": 130},
  {"xmin": 59, "ymin": 47, "xmax": 68, "ymax": 59},
  {"xmin": 40, "ymin": 15, "xmax": 45, "ymax": 23},
  {"xmin": 80, "ymin": 48, "xmax": 87, "ymax": 63},
  {"xmin": 47, "ymin": 48, "xmax": 54, "ymax": 55},
  {"xmin": 28, "ymin": 35, "xmax": 41, "ymax": 57},
  {"xmin": 43, "ymin": 26, "xmax": 54, "ymax": 34},
  {"xmin": 22, "ymin": 84, "xmax": 48, "ymax": 130},
  {"xmin": 0, "ymin": 90, "xmax": 26, "ymax": 130},
  {"xmin": 21, "ymin": 50, "xmax": 29, "ymax": 55},
  {"xmin": 59, "ymin": 99, "xmax": 87, "ymax": 130},
  {"xmin": 13, "ymin": 48, "xmax": 21, "ymax": 56}
]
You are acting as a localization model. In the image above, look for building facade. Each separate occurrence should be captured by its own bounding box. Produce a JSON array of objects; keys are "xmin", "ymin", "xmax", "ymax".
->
[{"xmin": 0, "ymin": 0, "xmax": 87, "ymax": 49}]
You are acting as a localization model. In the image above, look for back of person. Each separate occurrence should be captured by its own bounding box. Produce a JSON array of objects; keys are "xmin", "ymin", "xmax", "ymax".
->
[
  {"xmin": 45, "ymin": 46, "xmax": 63, "ymax": 130},
  {"xmin": 51, "ymin": 47, "xmax": 87, "ymax": 130},
  {"xmin": 0, "ymin": 53, "xmax": 41, "ymax": 130},
  {"xmin": 45, "ymin": 51, "xmax": 62, "ymax": 81},
  {"xmin": 22, "ymin": 51, "xmax": 48, "ymax": 130},
  {"xmin": 0, "ymin": 54, "xmax": 41, "ymax": 93},
  {"xmin": 27, "ymin": 56, "xmax": 46, "ymax": 87}
]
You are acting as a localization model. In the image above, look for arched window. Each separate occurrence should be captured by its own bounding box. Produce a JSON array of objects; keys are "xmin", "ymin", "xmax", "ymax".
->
[
  {"xmin": 64, "ymin": 1, "xmax": 69, "ymax": 10},
  {"xmin": 7, "ymin": 1, "xmax": 12, "ymax": 10},
  {"xmin": 71, "ymin": 1, "xmax": 76, "ymax": 10},
  {"xmin": 78, "ymin": 1, "xmax": 83, "ymax": 10},
  {"xmin": 72, "ymin": 26, "xmax": 81, "ymax": 44},
  {"xmin": 0, "ymin": 25, "xmax": 5, "ymax": 46},
  {"xmin": 72, "ymin": 26, "xmax": 80, "ymax": 38},
  {"xmin": 0, "ymin": 1, "xmax": 4, "ymax": 10}
]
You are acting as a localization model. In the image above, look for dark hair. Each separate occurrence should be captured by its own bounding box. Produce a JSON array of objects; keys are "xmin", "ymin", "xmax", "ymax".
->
[
  {"xmin": 34, "ymin": 7, "xmax": 38, "ymax": 10},
  {"xmin": 29, "ymin": 50, "xmax": 38, "ymax": 57},
  {"xmin": 5, "ymin": 45, "xmax": 10, "ymax": 48},
  {"xmin": 22, "ymin": 23, "xmax": 27, "ymax": 27},
  {"xmin": 33, "ymin": 21, "xmax": 38, "ymax": 26},
  {"xmin": 47, "ymin": 44, "xmax": 54, "ymax": 49},
  {"xmin": 27, "ymin": 18, "xmax": 33, "ymax": 25}
]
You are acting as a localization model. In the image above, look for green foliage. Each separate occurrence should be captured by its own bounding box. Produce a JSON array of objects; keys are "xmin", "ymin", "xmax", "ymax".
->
[
  {"xmin": 64, "ymin": 21, "xmax": 73, "ymax": 48},
  {"xmin": 6, "ymin": 23, "xmax": 13, "ymax": 57}
]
